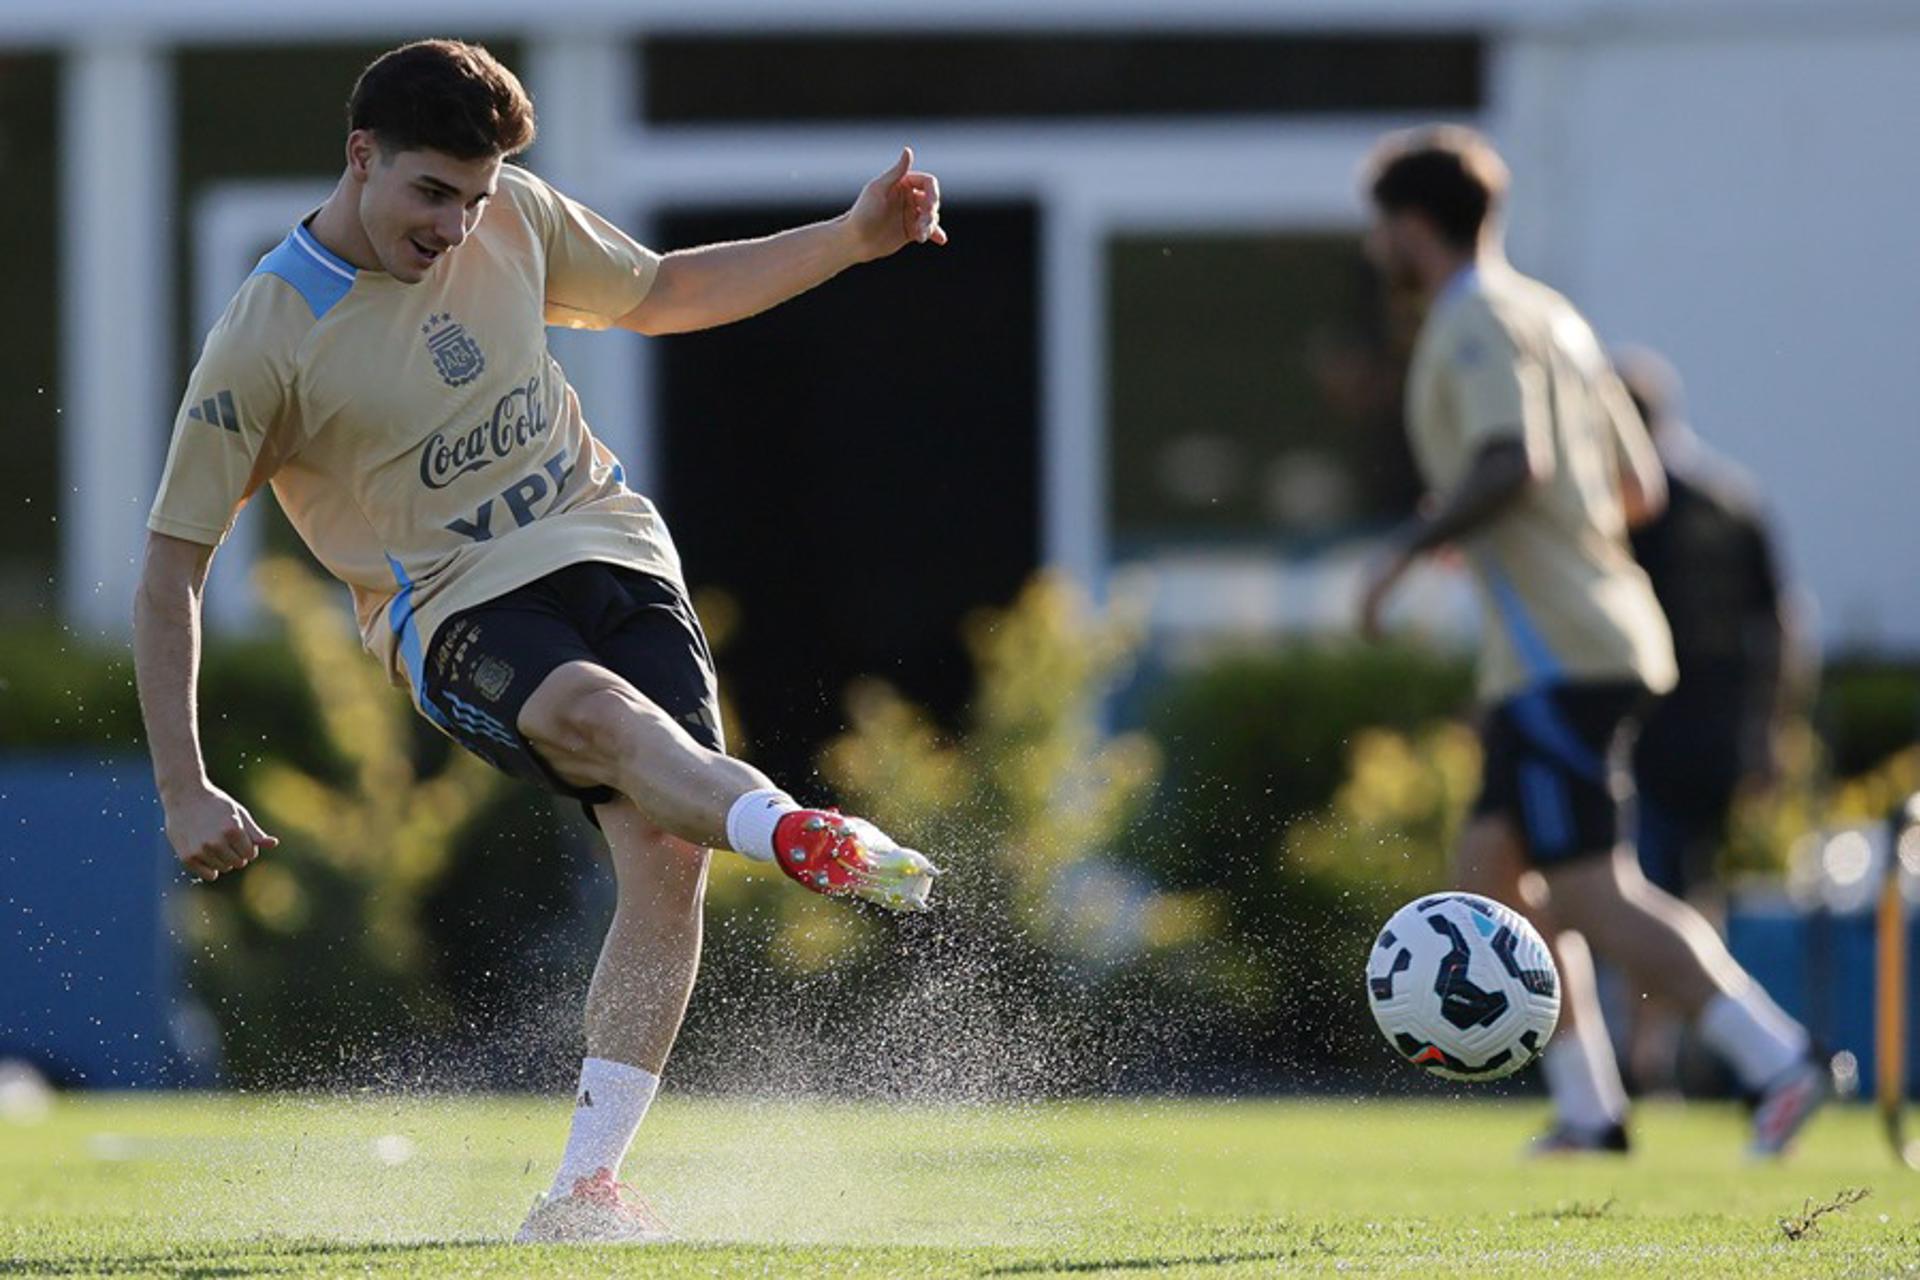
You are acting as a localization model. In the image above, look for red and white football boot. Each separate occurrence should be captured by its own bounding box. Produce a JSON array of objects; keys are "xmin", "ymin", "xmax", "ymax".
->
[{"xmin": 771, "ymin": 809, "xmax": 939, "ymax": 911}]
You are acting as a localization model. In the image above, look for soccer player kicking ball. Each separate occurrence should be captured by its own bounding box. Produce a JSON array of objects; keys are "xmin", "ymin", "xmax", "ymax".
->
[
  {"xmin": 132, "ymin": 40, "xmax": 941, "ymax": 1243},
  {"xmin": 1355, "ymin": 126, "xmax": 1827, "ymax": 1157}
]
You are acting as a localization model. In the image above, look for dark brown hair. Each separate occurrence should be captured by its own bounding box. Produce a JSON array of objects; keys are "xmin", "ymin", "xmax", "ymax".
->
[
  {"xmin": 1365, "ymin": 125, "xmax": 1508, "ymax": 250},
  {"xmin": 347, "ymin": 39, "xmax": 536, "ymax": 159}
]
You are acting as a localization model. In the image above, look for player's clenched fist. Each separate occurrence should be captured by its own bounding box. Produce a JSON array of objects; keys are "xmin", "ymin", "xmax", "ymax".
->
[
  {"xmin": 163, "ymin": 784, "xmax": 277, "ymax": 882},
  {"xmin": 847, "ymin": 146, "xmax": 947, "ymax": 262}
]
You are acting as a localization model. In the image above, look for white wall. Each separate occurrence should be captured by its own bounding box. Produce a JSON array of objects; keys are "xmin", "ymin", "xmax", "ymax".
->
[
  {"xmin": 29, "ymin": 0, "xmax": 1920, "ymax": 654},
  {"xmin": 1495, "ymin": 23, "xmax": 1920, "ymax": 652}
]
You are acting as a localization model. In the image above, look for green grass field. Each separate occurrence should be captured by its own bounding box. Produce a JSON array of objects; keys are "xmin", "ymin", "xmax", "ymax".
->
[{"xmin": 1, "ymin": 1093, "xmax": 1913, "ymax": 1276}]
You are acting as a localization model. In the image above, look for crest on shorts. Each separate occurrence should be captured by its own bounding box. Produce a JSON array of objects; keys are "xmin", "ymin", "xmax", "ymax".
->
[
  {"xmin": 472, "ymin": 655, "xmax": 515, "ymax": 702},
  {"xmin": 422, "ymin": 312, "xmax": 486, "ymax": 388}
]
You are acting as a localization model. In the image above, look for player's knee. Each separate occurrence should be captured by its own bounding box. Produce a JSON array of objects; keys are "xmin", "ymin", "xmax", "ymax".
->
[{"xmin": 521, "ymin": 676, "xmax": 639, "ymax": 766}]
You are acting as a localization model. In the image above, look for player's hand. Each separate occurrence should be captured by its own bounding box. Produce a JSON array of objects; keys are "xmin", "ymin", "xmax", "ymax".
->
[
  {"xmin": 846, "ymin": 147, "xmax": 946, "ymax": 262},
  {"xmin": 1356, "ymin": 546, "xmax": 1413, "ymax": 642},
  {"xmin": 163, "ymin": 783, "xmax": 278, "ymax": 882}
]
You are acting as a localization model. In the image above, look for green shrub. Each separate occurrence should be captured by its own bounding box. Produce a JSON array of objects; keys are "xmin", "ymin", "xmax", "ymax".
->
[
  {"xmin": 8, "ymin": 588, "xmax": 1915, "ymax": 1091},
  {"xmin": 1818, "ymin": 657, "xmax": 1920, "ymax": 779},
  {"xmin": 1113, "ymin": 641, "xmax": 1472, "ymax": 893},
  {"xmin": 820, "ymin": 573, "xmax": 1212, "ymax": 959},
  {"xmin": 0, "ymin": 620, "xmax": 342, "ymax": 782}
]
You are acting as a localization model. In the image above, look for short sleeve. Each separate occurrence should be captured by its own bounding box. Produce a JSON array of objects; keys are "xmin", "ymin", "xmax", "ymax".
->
[
  {"xmin": 1451, "ymin": 304, "xmax": 1553, "ymax": 473},
  {"xmin": 508, "ymin": 166, "xmax": 661, "ymax": 331},
  {"xmin": 148, "ymin": 284, "xmax": 297, "ymax": 546}
]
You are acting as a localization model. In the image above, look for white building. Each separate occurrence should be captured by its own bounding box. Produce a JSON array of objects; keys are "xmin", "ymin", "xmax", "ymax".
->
[{"xmin": 6, "ymin": 0, "xmax": 1915, "ymax": 653}]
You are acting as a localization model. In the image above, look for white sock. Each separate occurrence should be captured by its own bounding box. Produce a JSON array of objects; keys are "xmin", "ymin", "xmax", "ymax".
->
[
  {"xmin": 1697, "ymin": 987, "xmax": 1809, "ymax": 1091},
  {"xmin": 1580, "ymin": 1016, "xmax": 1632, "ymax": 1122},
  {"xmin": 1542, "ymin": 1027, "xmax": 1628, "ymax": 1132},
  {"xmin": 548, "ymin": 1057, "xmax": 660, "ymax": 1198},
  {"xmin": 725, "ymin": 788, "xmax": 800, "ymax": 863}
]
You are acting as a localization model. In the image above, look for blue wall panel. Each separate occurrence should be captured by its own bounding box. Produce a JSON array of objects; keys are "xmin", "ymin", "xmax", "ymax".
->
[{"xmin": 0, "ymin": 755, "xmax": 214, "ymax": 1087}]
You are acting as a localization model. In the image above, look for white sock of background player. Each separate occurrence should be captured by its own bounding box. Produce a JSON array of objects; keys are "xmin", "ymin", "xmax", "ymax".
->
[
  {"xmin": 1696, "ymin": 983, "xmax": 1810, "ymax": 1092},
  {"xmin": 1542, "ymin": 1018, "xmax": 1629, "ymax": 1133}
]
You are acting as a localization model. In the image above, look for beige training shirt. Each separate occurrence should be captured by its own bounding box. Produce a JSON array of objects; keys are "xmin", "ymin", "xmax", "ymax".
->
[
  {"xmin": 1404, "ymin": 262, "xmax": 1677, "ymax": 703},
  {"xmin": 150, "ymin": 165, "xmax": 684, "ymax": 716}
]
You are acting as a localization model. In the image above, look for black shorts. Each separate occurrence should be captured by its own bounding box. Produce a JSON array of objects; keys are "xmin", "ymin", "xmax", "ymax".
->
[
  {"xmin": 1631, "ymin": 683, "xmax": 1745, "ymax": 896},
  {"xmin": 1472, "ymin": 680, "xmax": 1651, "ymax": 865},
  {"xmin": 1634, "ymin": 795, "xmax": 1727, "ymax": 898},
  {"xmin": 418, "ymin": 562, "xmax": 724, "ymax": 808}
]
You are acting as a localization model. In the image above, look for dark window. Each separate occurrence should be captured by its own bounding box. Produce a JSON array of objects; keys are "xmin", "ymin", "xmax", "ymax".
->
[
  {"xmin": 656, "ymin": 203, "xmax": 1039, "ymax": 787},
  {"xmin": 642, "ymin": 33, "xmax": 1482, "ymax": 124},
  {"xmin": 0, "ymin": 53, "xmax": 59, "ymax": 618},
  {"xmin": 1108, "ymin": 232, "xmax": 1420, "ymax": 554}
]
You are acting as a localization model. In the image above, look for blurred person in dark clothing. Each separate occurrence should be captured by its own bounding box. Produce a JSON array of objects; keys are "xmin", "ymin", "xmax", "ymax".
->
[
  {"xmin": 1615, "ymin": 347, "xmax": 1796, "ymax": 902},
  {"xmin": 1611, "ymin": 346, "xmax": 1801, "ymax": 1096}
]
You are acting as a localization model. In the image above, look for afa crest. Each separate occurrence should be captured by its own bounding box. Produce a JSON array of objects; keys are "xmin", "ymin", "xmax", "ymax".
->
[{"xmin": 422, "ymin": 312, "xmax": 486, "ymax": 388}]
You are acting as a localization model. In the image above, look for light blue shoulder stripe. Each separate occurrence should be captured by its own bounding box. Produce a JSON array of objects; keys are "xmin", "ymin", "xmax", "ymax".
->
[{"xmin": 251, "ymin": 224, "xmax": 357, "ymax": 319}]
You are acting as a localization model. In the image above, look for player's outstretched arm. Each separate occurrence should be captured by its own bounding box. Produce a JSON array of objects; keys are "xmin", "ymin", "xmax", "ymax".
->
[
  {"xmin": 133, "ymin": 532, "xmax": 278, "ymax": 882},
  {"xmin": 617, "ymin": 147, "xmax": 944, "ymax": 337}
]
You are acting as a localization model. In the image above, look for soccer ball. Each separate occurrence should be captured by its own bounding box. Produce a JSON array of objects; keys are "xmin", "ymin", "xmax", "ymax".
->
[{"xmin": 1365, "ymin": 892, "xmax": 1560, "ymax": 1081}]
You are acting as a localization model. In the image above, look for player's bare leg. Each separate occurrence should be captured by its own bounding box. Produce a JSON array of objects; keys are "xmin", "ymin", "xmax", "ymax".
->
[
  {"xmin": 520, "ymin": 803, "xmax": 704, "ymax": 1244},
  {"xmin": 588, "ymin": 803, "xmax": 709, "ymax": 1073},
  {"xmin": 1542, "ymin": 848, "xmax": 1825, "ymax": 1153},
  {"xmin": 1540, "ymin": 850, "xmax": 1734, "ymax": 1015},
  {"xmin": 518, "ymin": 660, "xmax": 936, "ymax": 909},
  {"xmin": 514, "ymin": 662, "xmax": 937, "ymax": 1244},
  {"xmin": 521, "ymin": 662, "xmax": 768, "ymax": 847},
  {"xmin": 1455, "ymin": 815, "xmax": 1629, "ymax": 1152}
]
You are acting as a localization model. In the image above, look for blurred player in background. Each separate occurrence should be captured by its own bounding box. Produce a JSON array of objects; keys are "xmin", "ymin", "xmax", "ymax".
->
[
  {"xmin": 1613, "ymin": 346, "xmax": 1801, "ymax": 1092},
  {"xmin": 133, "ymin": 39, "xmax": 941, "ymax": 1243},
  {"xmin": 1354, "ymin": 125, "xmax": 1828, "ymax": 1156},
  {"xmin": 1617, "ymin": 346, "xmax": 1796, "ymax": 904}
]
